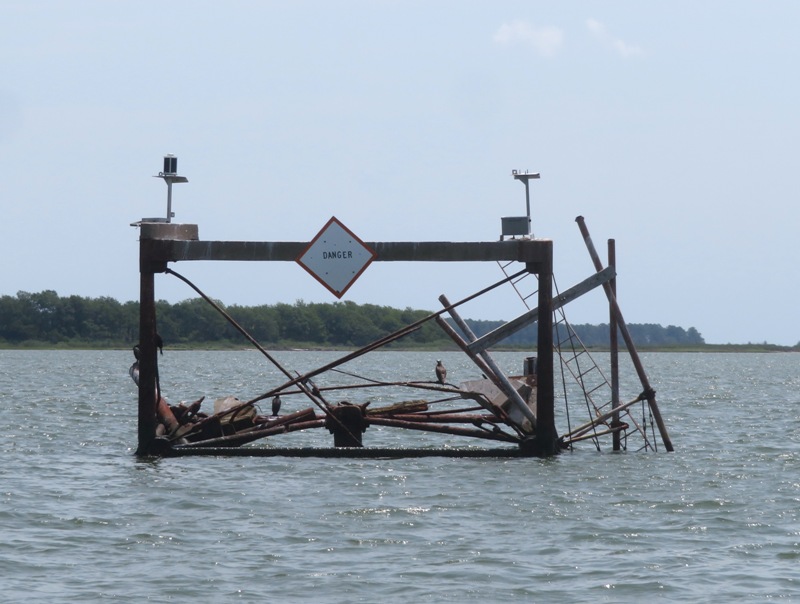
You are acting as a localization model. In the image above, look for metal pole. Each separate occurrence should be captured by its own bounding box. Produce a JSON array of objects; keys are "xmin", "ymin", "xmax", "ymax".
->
[
  {"xmin": 166, "ymin": 180, "xmax": 173, "ymax": 223},
  {"xmin": 533, "ymin": 242, "xmax": 558, "ymax": 455},
  {"xmin": 575, "ymin": 216, "xmax": 673, "ymax": 452},
  {"xmin": 513, "ymin": 172, "xmax": 540, "ymax": 237},
  {"xmin": 609, "ymin": 239, "xmax": 621, "ymax": 451},
  {"xmin": 136, "ymin": 266, "xmax": 158, "ymax": 456},
  {"xmin": 524, "ymin": 180, "xmax": 531, "ymax": 231}
]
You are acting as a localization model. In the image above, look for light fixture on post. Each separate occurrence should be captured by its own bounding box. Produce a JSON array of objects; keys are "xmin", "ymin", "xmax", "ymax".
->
[
  {"xmin": 154, "ymin": 154, "xmax": 188, "ymax": 223},
  {"xmin": 501, "ymin": 170, "xmax": 540, "ymax": 240}
]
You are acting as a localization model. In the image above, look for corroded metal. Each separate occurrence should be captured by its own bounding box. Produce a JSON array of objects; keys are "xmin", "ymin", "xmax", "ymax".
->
[
  {"xmin": 135, "ymin": 234, "xmax": 555, "ymax": 455},
  {"xmin": 576, "ymin": 216, "xmax": 673, "ymax": 452},
  {"xmin": 141, "ymin": 238, "xmax": 552, "ymax": 269}
]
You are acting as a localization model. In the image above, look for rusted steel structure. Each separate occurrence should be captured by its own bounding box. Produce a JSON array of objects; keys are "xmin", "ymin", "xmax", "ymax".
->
[
  {"xmin": 135, "ymin": 222, "xmax": 561, "ymax": 457},
  {"xmin": 134, "ymin": 215, "xmax": 673, "ymax": 458}
]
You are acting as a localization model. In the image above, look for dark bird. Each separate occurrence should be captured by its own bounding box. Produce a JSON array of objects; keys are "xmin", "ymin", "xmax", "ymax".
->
[
  {"xmin": 271, "ymin": 395, "xmax": 282, "ymax": 417},
  {"xmin": 129, "ymin": 345, "xmax": 141, "ymax": 385},
  {"xmin": 435, "ymin": 360, "xmax": 447, "ymax": 385},
  {"xmin": 130, "ymin": 337, "xmax": 162, "ymax": 385},
  {"xmin": 305, "ymin": 378, "xmax": 321, "ymax": 397},
  {"xmin": 129, "ymin": 360, "xmax": 140, "ymax": 385}
]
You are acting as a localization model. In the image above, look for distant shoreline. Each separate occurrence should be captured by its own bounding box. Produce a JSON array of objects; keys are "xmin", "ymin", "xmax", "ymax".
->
[{"xmin": 0, "ymin": 343, "xmax": 797, "ymax": 353}]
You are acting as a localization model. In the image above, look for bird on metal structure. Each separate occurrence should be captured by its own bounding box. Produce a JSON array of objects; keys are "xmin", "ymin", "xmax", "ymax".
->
[
  {"xmin": 129, "ymin": 336, "xmax": 163, "ymax": 385},
  {"xmin": 271, "ymin": 395, "xmax": 282, "ymax": 417},
  {"xmin": 435, "ymin": 360, "xmax": 447, "ymax": 385},
  {"xmin": 129, "ymin": 345, "xmax": 141, "ymax": 385},
  {"xmin": 301, "ymin": 376, "xmax": 321, "ymax": 397}
]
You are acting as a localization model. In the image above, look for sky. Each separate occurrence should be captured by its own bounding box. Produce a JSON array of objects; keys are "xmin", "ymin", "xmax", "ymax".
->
[{"xmin": 1, "ymin": 1, "xmax": 798, "ymax": 346}]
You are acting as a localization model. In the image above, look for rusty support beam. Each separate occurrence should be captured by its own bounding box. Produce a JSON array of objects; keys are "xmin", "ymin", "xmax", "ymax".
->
[
  {"xmin": 166, "ymin": 447, "xmax": 523, "ymax": 458},
  {"xmin": 175, "ymin": 419, "xmax": 327, "ymax": 449},
  {"xmin": 140, "ymin": 237, "xmax": 552, "ymax": 270},
  {"xmin": 136, "ymin": 267, "xmax": 158, "ymax": 455},
  {"xmin": 466, "ymin": 266, "xmax": 616, "ymax": 354},
  {"xmin": 563, "ymin": 394, "xmax": 645, "ymax": 441},
  {"xmin": 576, "ymin": 216, "xmax": 673, "ymax": 452},
  {"xmin": 385, "ymin": 413, "xmax": 501, "ymax": 423},
  {"xmin": 135, "ymin": 223, "xmax": 198, "ymax": 456},
  {"xmin": 439, "ymin": 294, "xmax": 537, "ymax": 430},
  {"xmin": 528, "ymin": 241, "xmax": 559, "ymax": 456},
  {"xmin": 367, "ymin": 417, "xmax": 519, "ymax": 443},
  {"xmin": 609, "ymin": 239, "xmax": 621, "ymax": 452}
]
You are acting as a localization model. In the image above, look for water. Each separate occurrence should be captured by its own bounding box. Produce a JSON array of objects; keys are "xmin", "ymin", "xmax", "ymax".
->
[{"xmin": 1, "ymin": 350, "xmax": 798, "ymax": 602}]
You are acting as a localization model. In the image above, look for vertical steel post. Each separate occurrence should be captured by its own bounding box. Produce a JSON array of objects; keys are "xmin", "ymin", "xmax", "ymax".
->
[
  {"xmin": 136, "ymin": 244, "xmax": 159, "ymax": 456},
  {"xmin": 533, "ymin": 241, "xmax": 558, "ymax": 455},
  {"xmin": 166, "ymin": 180, "xmax": 173, "ymax": 223},
  {"xmin": 575, "ymin": 216, "xmax": 673, "ymax": 452},
  {"xmin": 523, "ymin": 179, "xmax": 531, "ymax": 229},
  {"xmin": 609, "ymin": 239, "xmax": 621, "ymax": 451},
  {"xmin": 512, "ymin": 171, "xmax": 540, "ymax": 237}
]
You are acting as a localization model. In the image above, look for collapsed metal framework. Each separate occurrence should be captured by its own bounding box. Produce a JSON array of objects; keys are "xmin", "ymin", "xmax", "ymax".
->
[{"xmin": 135, "ymin": 219, "xmax": 672, "ymax": 458}]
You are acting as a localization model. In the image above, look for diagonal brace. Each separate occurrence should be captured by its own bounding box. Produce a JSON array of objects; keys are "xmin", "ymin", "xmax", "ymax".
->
[{"xmin": 466, "ymin": 266, "xmax": 616, "ymax": 355}]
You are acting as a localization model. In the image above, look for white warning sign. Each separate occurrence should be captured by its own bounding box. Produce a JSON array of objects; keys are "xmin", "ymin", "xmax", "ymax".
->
[{"xmin": 296, "ymin": 216, "xmax": 376, "ymax": 298}]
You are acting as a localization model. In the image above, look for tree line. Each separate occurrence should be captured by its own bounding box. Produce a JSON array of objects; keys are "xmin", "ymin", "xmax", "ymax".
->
[{"xmin": 0, "ymin": 290, "xmax": 705, "ymax": 349}]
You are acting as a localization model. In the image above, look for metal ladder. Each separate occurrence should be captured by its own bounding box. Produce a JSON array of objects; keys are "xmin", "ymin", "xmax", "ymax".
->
[{"xmin": 497, "ymin": 260, "xmax": 653, "ymax": 451}]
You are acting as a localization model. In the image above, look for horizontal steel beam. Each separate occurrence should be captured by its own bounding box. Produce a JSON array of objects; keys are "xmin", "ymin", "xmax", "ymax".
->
[{"xmin": 142, "ymin": 238, "xmax": 553, "ymax": 267}]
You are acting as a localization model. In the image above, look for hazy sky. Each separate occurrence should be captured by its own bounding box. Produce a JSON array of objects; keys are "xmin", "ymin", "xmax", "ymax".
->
[{"xmin": 1, "ymin": 2, "xmax": 798, "ymax": 345}]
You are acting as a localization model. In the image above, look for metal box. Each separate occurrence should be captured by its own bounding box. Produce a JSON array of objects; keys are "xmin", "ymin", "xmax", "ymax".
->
[{"xmin": 501, "ymin": 216, "xmax": 530, "ymax": 237}]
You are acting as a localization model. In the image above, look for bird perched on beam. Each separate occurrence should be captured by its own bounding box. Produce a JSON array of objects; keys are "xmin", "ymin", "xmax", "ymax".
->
[
  {"xmin": 435, "ymin": 360, "xmax": 447, "ymax": 385},
  {"xmin": 271, "ymin": 395, "xmax": 282, "ymax": 417}
]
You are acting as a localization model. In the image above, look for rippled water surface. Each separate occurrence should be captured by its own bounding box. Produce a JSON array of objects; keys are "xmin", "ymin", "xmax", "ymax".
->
[{"xmin": 1, "ymin": 350, "xmax": 798, "ymax": 602}]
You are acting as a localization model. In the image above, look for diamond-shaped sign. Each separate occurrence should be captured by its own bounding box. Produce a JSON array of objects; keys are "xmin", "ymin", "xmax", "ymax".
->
[{"xmin": 296, "ymin": 216, "xmax": 376, "ymax": 298}]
